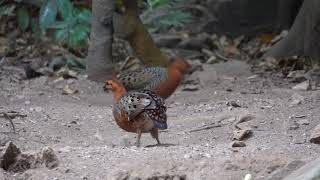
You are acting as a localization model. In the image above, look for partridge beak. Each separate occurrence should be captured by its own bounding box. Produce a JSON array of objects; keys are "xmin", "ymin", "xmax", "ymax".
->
[{"xmin": 103, "ymin": 81, "xmax": 111, "ymax": 91}]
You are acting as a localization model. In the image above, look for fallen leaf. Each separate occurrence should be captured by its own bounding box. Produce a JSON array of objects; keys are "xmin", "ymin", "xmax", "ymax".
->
[{"xmin": 62, "ymin": 85, "xmax": 78, "ymax": 95}]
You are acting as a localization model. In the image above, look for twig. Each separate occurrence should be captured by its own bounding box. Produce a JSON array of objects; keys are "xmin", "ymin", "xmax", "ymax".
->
[
  {"xmin": 0, "ymin": 111, "xmax": 27, "ymax": 133},
  {"xmin": 201, "ymin": 48, "xmax": 215, "ymax": 57},
  {"xmin": 188, "ymin": 124, "xmax": 222, "ymax": 133},
  {"xmin": 214, "ymin": 51, "xmax": 231, "ymax": 61},
  {"xmin": 0, "ymin": 111, "xmax": 27, "ymax": 118},
  {"xmin": 2, "ymin": 113, "xmax": 16, "ymax": 132}
]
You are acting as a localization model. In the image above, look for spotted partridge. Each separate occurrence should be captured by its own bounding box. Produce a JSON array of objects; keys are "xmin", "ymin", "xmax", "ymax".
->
[
  {"xmin": 105, "ymin": 80, "xmax": 167, "ymax": 146},
  {"xmin": 116, "ymin": 56, "xmax": 189, "ymax": 99}
]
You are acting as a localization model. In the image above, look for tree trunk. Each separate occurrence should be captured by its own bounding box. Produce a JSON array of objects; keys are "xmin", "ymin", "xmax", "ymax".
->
[
  {"xmin": 266, "ymin": 0, "xmax": 320, "ymax": 60},
  {"xmin": 86, "ymin": 0, "xmax": 114, "ymax": 82},
  {"xmin": 113, "ymin": 0, "xmax": 170, "ymax": 67}
]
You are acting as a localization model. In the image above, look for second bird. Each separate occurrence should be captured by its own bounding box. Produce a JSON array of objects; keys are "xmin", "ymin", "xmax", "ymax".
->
[{"xmin": 116, "ymin": 57, "xmax": 189, "ymax": 99}]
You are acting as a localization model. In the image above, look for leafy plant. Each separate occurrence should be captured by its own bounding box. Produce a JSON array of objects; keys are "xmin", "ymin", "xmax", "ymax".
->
[
  {"xmin": 141, "ymin": 0, "xmax": 192, "ymax": 33},
  {"xmin": 0, "ymin": 4, "xmax": 16, "ymax": 18},
  {"xmin": 39, "ymin": 0, "xmax": 91, "ymax": 47},
  {"xmin": 17, "ymin": 6, "xmax": 30, "ymax": 31},
  {"xmin": 146, "ymin": 0, "xmax": 178, "ymax": 10},
  {"xmin": 0, "ymin": 0, "xmax": 31, "ymax": 30}
]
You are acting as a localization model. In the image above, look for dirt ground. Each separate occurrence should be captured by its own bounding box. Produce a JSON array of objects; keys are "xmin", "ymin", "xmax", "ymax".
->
[{"xmin": 0, "ymin": 61, "xmax": 320, "ymax": 180}]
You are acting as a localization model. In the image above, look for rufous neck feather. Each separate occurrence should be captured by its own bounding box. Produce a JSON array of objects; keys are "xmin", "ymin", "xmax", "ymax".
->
[{"xmin": 112, "ymin": 82, "xmax": 126, "ymax": 102}]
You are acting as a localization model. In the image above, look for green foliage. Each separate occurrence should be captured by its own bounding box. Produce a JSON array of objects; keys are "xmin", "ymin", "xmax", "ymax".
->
[
  {"xmin": 17, "ymin": 6, "xmax": 30, "ymax": 31},
  {"xmin": 39, "ymin": 0, "xmax": 58, "ymax": 29},
  {"xmin": 39, "ymin": 0, "xmax": 91, "ymax": 48},
  {"xmin": 56, "ymin": 0, "xmax": 73, "ymax": 20},
  {"xmin": 146, "ymin": 0, "xmax": 177, "ymax": 10},
  {"xmin": 0, "ymin": 1, "xmax": 31, "ymax": 31},
  {"xmin": 1, "ymin": 0, "xmax": 191, "ymax": 47},
  {"xmin": 0, "ymin": 4, "xmax": 16, "ymax": 18},
  {"xmin": 141, "ymin": 0, "xmax": 192, "ymax": 33},
  {"xmin": 0, "ymin": 0, "xmax": 90, "ymax": 48}
]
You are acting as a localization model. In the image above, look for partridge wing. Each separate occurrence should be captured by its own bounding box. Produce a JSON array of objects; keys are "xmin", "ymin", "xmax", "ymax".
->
[
  {"xmin": 142, "ymin": 90, "xmax": 168, "ymax": 130},
  {"xmin": 119, "ymin": 91, "xmax": 157, "ymax": 121}
]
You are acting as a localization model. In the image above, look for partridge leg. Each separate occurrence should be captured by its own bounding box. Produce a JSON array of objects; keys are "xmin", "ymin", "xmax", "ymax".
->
[
  {"xmin": 136, "ymin": 128, "xmax": 142, "ymax": 147},
  {"xmin": 150, "ymin": 128, "xmax": 161, "ymax": 144}
]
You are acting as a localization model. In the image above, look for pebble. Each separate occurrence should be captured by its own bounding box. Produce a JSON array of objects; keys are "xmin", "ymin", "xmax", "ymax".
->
[
  {"xmin": 297, "ymin": 119, "xmax": 310, "ymax": 126},
  {"xmin": 232, "ymin": 129, "xmax": 252, "ymax": 141},
  {"xmin": 292, "ymin": 80, "xmax": 311, "ymax": 91},
  {"xmin": 310, "ymin": 124, "xmax": 320, "ymax": 144},
  {"xmin": 231, "ymin": 141, "xmax": 246, "ymax": 147}
]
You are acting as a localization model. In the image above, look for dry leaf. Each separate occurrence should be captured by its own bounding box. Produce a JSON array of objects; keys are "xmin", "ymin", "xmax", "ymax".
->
[{"xmin": 62, "ymin": 85, "xmax": 78, "ymax": 95}]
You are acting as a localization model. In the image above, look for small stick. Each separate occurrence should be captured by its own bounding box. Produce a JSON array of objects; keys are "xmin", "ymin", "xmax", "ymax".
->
[
  {"xmin": 188, "ymin": 124, "xmax": 222, "ymax": 133},
  {"xmin": 2, "ymin": 113, "xmax": 16, "ymax": 132}
]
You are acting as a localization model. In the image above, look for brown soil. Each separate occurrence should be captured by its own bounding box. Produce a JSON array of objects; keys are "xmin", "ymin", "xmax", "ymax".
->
[{"xmin": 0, "ymin": 61, "xmax": 319, "ymax": 180}]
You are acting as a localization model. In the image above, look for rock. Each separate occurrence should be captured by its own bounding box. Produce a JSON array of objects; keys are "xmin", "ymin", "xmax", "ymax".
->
[
  {"xmin": 266, "ymin": 160, "xmax": 305, "ymax": 180},
  {"xmin": 0, "ymin": 141, "xmax": 21, "ymax": 170},
  {"xmin": 266, "ymin": 164, "xmax": 282, "ymax": 174},
  {"xmin": 153, "ymin": 34, "xmax": 183, "ymax": 48},
  {"xmin": 8, "ymin": 153, "xmax": 40, "ymax": 172},
  {"xmin": 310, "ymin": 124, "xmax": 320, "ymax": 144},
  {"xmin": 227, "ymin": 101, "xmax": 241, "ymax": 108},
  {"xmin": 297, "ymin": 119, "xmax": 310, "ymax": 126},
  {"xmin": 288, "ymin": 122, "xmax": 299, "ymax": 130},
  {"xmin": 289, "ymin": 93, "xmax": 304, "ymax": 106},
  {"xmin": 181, "ymin": 84, "xmax": 199, "ymax": 91},
  {"xmin": 232, "ymin": 129, "xmax": 252, "ymax": 141},
  {"xmin": 287, "ymin": 70, "xmax": 307, "ymax": 83},
  {"xmin": 292, "ymin": 80, "xmax": 311, "ymax": 91},
  {"xmin": 231, "ymin": 141, "xmax": 246, "ymax": 147},
  {"xmin": 37, "ymin": 67, "xmax": 54, "ymax": 77},
  {"xmin": 42, "ymin": 147, "xmax": 59, "ymax": 169},
  {"xmin": 0, "ymin": 142, "xmax": 58, "ymax": 172},
  {"xmin": 288, "ymin": 122, "xmax": 300, "ymax": 130},
  {"xmin": 283, "ymin": 158, "xmax": 320, "ymax": 180},
  {"xmin": 107, "ymin": 170, "xmax": 130, "ymax": 180}
]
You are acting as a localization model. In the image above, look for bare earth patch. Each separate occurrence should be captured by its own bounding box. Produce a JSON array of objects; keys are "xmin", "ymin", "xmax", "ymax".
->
[{"xmin": 1, "ymin": 61, "xmax": 320, "ymax": 179}]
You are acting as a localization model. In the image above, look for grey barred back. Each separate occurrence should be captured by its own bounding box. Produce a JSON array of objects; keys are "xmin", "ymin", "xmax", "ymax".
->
[{"xmin": 116, "ymin": 67, "xmax": 168, "ymax": 91}]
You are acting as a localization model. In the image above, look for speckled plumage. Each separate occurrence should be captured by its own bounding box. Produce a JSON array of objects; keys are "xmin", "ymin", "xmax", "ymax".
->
[
  {"xmin": 116, "ymin": 57, "xmax": 189, "ymax": 99},
  {"xmin": 106, "ymin": 79, "xmax": 168, "ymax": 146},
  {"xmin": 116, "ymin": 67, "xmax": 168, "ymax": 92},
  {"xmin": 114, "ymin": 89, "xmax": 167, "ymax": 130}
]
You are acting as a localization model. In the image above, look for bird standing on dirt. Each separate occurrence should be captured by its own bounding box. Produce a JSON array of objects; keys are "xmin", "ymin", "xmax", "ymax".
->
[
  {"xmin": 116, "ymin": 56, "xmax": 190, "ymax": 99},
  {"xmin": 105, "ymin": 80, "xmax": 167, "ymax": 146}
]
